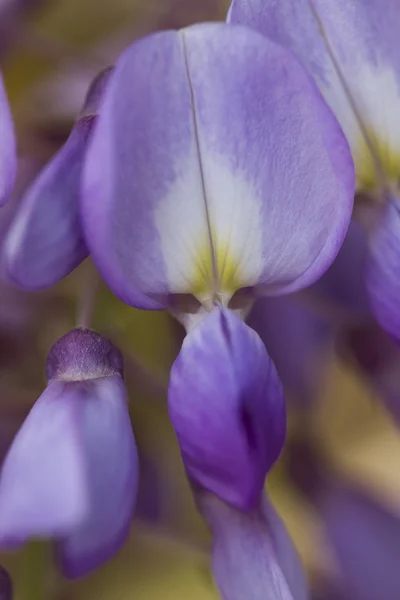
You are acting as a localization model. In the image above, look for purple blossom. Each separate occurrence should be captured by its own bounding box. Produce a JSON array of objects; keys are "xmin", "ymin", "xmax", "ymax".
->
[
  {"xmin": 228, "ymin": 0, "xmax": 400, "ymax": 342},
  {"xmin": 0, "ymin": 328, "xmax": 138, "ymax": 578}
]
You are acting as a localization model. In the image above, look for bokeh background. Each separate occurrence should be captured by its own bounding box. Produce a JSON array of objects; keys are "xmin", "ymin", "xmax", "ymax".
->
[{"xmin": 1, "ymin": 1, "xmax": 400, "ymax": 598}]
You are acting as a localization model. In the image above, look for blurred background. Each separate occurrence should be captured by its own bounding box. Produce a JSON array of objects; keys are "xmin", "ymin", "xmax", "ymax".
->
[{"xmin": 1, "ymin": 1, "xmax": 400, "ymax": 599}]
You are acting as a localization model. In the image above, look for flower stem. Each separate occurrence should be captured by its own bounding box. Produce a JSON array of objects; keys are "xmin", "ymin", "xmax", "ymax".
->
[
  {"xmin": 18, "ymin": 541, "xmax": 50, "ymax": 600},
  {"xmin": 77, "ymin": 260, "xmax": 100, "ymax": 330}
]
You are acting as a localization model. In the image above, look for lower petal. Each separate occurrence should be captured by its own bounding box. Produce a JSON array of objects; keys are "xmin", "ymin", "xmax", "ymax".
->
[
  {"xmin": 200, "ymin": 492, "xmax": 307, "ymax": 600},
  {"xmin": 57, "ymin": 376, "xmax": 138, "ymax": 578},
  {"xmin": 168, "ymin": 307, "xmax": 286, "ymax": 510}
]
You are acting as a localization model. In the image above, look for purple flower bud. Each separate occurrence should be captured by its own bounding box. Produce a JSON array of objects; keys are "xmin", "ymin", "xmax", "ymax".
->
[
  {"xmin": 168, "ymin": 307, "xmax": 285, "ymax": 510},
  {"xmin": 0, "ymin": 72, "xmax": 16, "ymax": 206},
  {"xmin": 0, "ymin": 328, "xmax": 138, "ymax": 579},
  {"xmin": 199, "ymin": 492, "xmax": 309, "ymax": 600},
  {"xmin": 4, "ymin": 68, "xmax": 113, "ymax": 290},
  {"xmin": 0, "ymin": 565, "xmax": 12, "ymax": 600}
]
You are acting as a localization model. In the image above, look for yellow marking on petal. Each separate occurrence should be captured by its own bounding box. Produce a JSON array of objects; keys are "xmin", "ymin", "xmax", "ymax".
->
[
  {"xmin": 355, "ymin": 127, "xmax": 400, "ymax": 196},
  {"xmin": 188, "ymin": 231, "xmax": 244, "ymax": 307}
]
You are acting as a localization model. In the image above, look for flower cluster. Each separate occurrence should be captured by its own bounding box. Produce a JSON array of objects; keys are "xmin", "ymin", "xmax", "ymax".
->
[{"xmin": 0, "ymin": 0, "xmax": 400, "ymax": 598}]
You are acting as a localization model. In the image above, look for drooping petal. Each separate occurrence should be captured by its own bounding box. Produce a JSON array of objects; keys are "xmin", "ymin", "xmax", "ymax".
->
[
  {"xmin": 57, "ymin": 375, "xmax": 138, "ymax": 579},
  {"xmin": 82, "ymin": 23, "xmax": 354, "ymax": 309},
  {"xmin": 366, "ymin": 200, "xmax": 400, "ymax": 339},
  {"xmin": 199, "ymin": 492, "xmax": 309, "ymax": 600},
  {"xmin": 228, "ymin": 0, "xmax": 400, "ymax": 194},
  {"xmin": 0, "ymin": 72, "xmax": 16, "ymax": 206},
  {"xmin": 0, "ymin": 381, "xmax": 87, "ymax": 543},
  {"xmin": 4, "ymin": 69, "xmax": 112, "ymax": 290},
  {"xmin": 248, "ymin": 295, "xmax": 334, "ymax": 405},
  {"xmin": 168, "ymin": 306, "xmax": 285, "ymax": 510},
  {"xmin": 44, "ymin": 327, "xmax": 138, "ymax": 578},
  {"xmin": 320, "ymin": 483, "xmax": 400, "ymax": 600}
]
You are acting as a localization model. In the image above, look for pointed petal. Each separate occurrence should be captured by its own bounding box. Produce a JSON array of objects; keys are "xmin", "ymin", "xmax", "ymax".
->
[
  {"xmin": 4, "ymin": 120, "xmax": 90, "ymax": 289},
  {"xmin": 366, "ymin": 201, "xmax": 400, "ymax": 339},
  {"xmin": 320, "ymin": 483, "xmax": 400, "ymax": 600},
  {"xmin": 168, "ymin": 307, "xmax": 285, "ymax": 510},
  {"xmin": 228, "ymin": 0, "xmax": 400, "ymax": 193},
  {"xmin": 82, "ymin": 23, "xmax": 354, "ymax": 309},
  {"xmin": 200, "ymin": 493, "xmax": 308, "ymax": 600},
  {"xmin": 57, "ymin": 375, "xmax": 138, "ymax": 579},
  {"xmin": 0, "ymin": 72, "xmax": 16, "ymax": 206},
  {"xmin": 0, "ymin": 382, "xmax": 87, "ymax": 543}
]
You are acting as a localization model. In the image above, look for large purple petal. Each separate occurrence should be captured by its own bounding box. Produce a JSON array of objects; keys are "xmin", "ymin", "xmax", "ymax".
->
[
  {"xmin": 320, "ymin": 483, "xmax": 400, "ymax": 600},
  {"xmin": 0, "ymin": 72, "xmax": 16, "ymax": 206},
  {"xmin": 168, "ymin": 306, "xmax": 285, "ymax": 510},
  {"xmin": 228, "ymin": 0, "xmax": 400, "ymax": 194},
  {"xmin": 200, "ymin": 493, "xmax": 308, "ymax": 600},
  {"xmin": 366, "ymin": 200, "xmax": 400, "ymax": 339},
  {"xmin": 0, "ymin": 381, "xmax": 87, "ymax": 543},
  {"xmin": 82, "ymin": 23, "xmax": 354, "ymax": 309},
  {"xmin": 57, "ymin": 375, "xmax": 138, "ymax": 579}
]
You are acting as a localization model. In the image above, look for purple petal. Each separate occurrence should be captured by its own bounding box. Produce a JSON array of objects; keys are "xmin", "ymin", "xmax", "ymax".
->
[
  {"xmin": 200, "ymin": 493, "xmax": 308, "ymax": 600},
  {"xmin": 168, "ymin": 306, "xmax": 285, "ymax": 510},
  {"xmin": 57, "ymin": 375, "xmax": 138, "ymax": 579},
  {"xmin": 4, "ymin": 68, "xmax": 112, "ymax": 291},
  {"xmin": 0, "ymin": 382, "xmax": 87, "ymax": 543},
  {"xmin": 320, "ymin": 483, "xmax": 400, "ymax": 600},
  {"xmin": 366, "ymin": 201, "xmax": 400, "ymax": 340},
  {"xmin": 0, "ymin": 72, "xmax": 16, "ymax": 206},
  {"xmin": 4, "ymin": 120, "xmax": 90, "ymax": 289},
  {"xmin": 228, "ymin": 0, "xmax": 400, "ymax": 194},
  {"xmin": 82, "ymin": 23, "xmax": 354, "ymax": 309},
  {"xmin": 248, "ymin": 295, "xmax": 334, "ymax": 405}
]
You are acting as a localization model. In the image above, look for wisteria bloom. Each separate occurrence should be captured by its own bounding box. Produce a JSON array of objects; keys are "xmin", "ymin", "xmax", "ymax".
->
[
  {"xmin": 228, "ymin": 0, "xmax": 400, "ymax": 342},
  {"xmin": 0, "ymin": 328, "xmax": 138, "ymax": 578},
  {"xmin": 4, "ymin": 67, "xmax": 112, "ymax": 290},
  {"xmin": 81, "ymin": 22, "xmax": 354, "ymax": 509},
  {"xmin": 0, "ymin": 72, "xmax": 16, "ymax": 206}
]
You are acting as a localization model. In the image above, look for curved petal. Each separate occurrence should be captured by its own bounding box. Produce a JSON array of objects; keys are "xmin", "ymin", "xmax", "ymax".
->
[
  {"xmin": 321, "ymin": 483, "xmax": 400, "ymax": 600},
  {"xmin": 168, "ymin": 306, "xmax": 285, "ymax": 510},
  {"xmin": 82, "ymin": 23, "xmax": 354, "ymax": 309},
  {"xmin": 4, "ymin": 120, "xmax": 90, "ymax": 290},
  {"xmin": 200, "ymin": 492, "xmax": 308, "ymax": 600},
  {"xmin": 228, "ymin": 0, "xmax": 400, "ymax": 193},
  {"xmin": 0, "ymin": 72, "xmax": 16, "ymax": 206},
  {"xmin": 366, "ymin": 200, "xmax": 400, "ymax": 339},
  {"xmin": 0, "ymin": 382, "xmax": 87, "ymax": 543},
  {"xmin": 57, "ymin": 375, "xmax": 138, "ymax": 579}
]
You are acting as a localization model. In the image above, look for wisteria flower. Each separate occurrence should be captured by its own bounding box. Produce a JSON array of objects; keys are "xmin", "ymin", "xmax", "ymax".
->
[
  {"xmin": 81, "ymin": 22, "xmax": 354, "ymax": 507},
  {"xmin": 228, "ymin": 0, "xmax": 400, "ymax": 341},
  {"xmin": 0, "ymin": 328, "xmax": 138, "ymax": 578}
]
